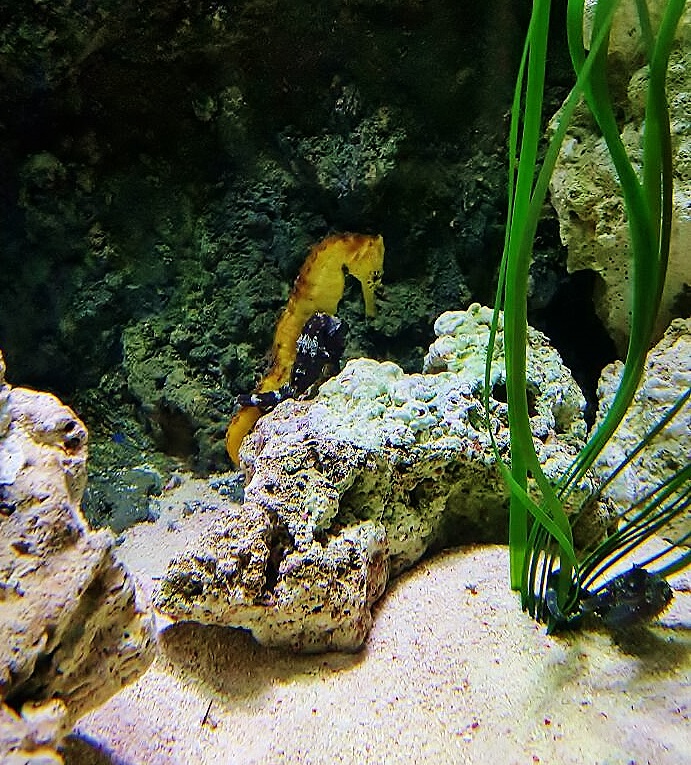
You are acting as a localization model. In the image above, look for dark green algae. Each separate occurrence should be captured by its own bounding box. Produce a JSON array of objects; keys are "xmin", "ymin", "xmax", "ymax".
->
[{"xmin": 0, "ymin": 0, "xmax": 614, "ymax": 529}]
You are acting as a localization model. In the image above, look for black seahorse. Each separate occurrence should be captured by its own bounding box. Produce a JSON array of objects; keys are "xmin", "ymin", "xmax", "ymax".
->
[{"xmin": 237, "ymin": 312, "xmax": 348, "ymax": 412}]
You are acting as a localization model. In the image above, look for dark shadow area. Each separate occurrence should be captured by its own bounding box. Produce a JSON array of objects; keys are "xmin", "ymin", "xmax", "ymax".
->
[
  {"xmin": 531, "ymin": 269, "xmax": 618, "ymax": 425},
  {"xmin": 157, "ymin": 621, "xmax": 365, "ymax": 703},
  {"xmin": 62, "ymin": 733, "xmax": 129, "ymax": 765},
  {"xmin": 610, "ymin": 623, "xmax": 691, "ymax": 671}
]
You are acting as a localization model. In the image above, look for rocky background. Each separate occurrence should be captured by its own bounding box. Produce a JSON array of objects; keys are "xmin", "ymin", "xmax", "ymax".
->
[{"xmin": 0, "ymin": 1, "xmax": 622, "ymax": 527}]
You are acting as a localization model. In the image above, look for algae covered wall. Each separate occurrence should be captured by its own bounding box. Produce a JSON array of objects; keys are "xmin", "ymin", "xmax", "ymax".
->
[{"xmin": 0, "ymin": 0, "xmax": 588, "ymax": 488}]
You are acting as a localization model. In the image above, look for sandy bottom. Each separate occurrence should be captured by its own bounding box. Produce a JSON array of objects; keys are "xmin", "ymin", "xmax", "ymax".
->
[{"xmin": 63, "ymin": 478, "xmax": 690, "ymax": 765}]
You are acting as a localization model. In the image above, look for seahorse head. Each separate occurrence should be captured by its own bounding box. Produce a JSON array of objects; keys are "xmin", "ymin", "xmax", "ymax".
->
[{"xmin": 340, "ymin": 234, "xmax": 384, "ymax": 317}]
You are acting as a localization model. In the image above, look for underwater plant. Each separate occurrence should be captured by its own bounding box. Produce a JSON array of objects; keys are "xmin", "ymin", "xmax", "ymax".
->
[{"xmin": 486, "ymin": 0, "xmax": 689, "ymax": 630}]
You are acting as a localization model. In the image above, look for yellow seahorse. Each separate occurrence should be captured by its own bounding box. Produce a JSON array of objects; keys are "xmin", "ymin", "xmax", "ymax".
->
[{"xmin": 226, "ymin": 232, "xmax": 384, "ymax": 465}]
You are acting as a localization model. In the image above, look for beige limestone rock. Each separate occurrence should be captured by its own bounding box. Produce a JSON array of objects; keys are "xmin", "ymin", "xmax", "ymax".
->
[
  {"xmin": 155, "ymin": 306, "xmax": 611, "ymax": 652},
  {"xmin": 156, "ymin": 492, "xmax": 388, "ymax": 653},
  {"xmin": 0, "ymin": 699, "xmax": 69, "ymax": 765},
  {"xmin": 594, "ymin": 317, "xmax": 691, "ymax": 541},
  {"xmin": 549, "ymin": 0, "xmax": 691, "ymax": 353},
  {"xmin": 0, "ymin": 350, "xmax": 156, "ymax": 763}
]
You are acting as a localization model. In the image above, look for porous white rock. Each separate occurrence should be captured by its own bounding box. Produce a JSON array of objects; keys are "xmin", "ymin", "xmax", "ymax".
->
[
  {"xmin": 156, "ymin": 305, "xmax": 609, "ymax": 652},
  {"xmin": 0, "ymin": 351, "xmax": 156, "ymax": 763},
  {"xmin": 549, "ymin": 0, "xmax": 691, "ymax": 353},
  {"xmin": 593, "ymin": 317, "xmax": 691, "ymax": 540}
]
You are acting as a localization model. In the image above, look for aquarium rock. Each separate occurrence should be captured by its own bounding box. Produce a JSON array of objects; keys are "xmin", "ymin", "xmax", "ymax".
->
[
  {"xmin": 0, "ymin": 698, "xmax": 70, "ymax": 765},
  {"xmin": 594, "ymin": 316, "xmax": 691, "ymax": 541},
  {"xmin": 549, "ymin": 0, "xmax": 691, "ymax": 353},
  {"xmin": 0, "ymin": 351, "xmax": 155, "ymax": 760},
  {"xmin": 155, "ymin": 305, "xmax": 606, "ymax": 652}
]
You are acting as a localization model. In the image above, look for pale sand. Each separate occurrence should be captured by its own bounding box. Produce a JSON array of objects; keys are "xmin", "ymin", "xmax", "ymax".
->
[{"xmin": 64, "ymin": 478, "xmax": 690, "ymax": 765}]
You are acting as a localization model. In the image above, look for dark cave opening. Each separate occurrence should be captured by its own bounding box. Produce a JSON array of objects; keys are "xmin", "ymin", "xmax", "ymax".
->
[{"xmin": 530, "ymin": 269, "xmax": 619, "ymax": 427}]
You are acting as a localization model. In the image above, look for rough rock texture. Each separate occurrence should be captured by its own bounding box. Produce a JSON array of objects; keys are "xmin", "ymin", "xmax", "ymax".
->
[
  {"xmin": 0, "ymin": 351, "xmax": 156, "ymax": 762},
  {"xmin": 594, "ymin": 317, "xmax": 691, "ymax": 540},
  {"xmin": 0, "ymin": 699, "xmax": 70, "ymax": 765},
  {"xmin": 155, "ymin": 305, "xmax": 608, "ymax": 652},
  {"xmin": 549, "ymin": 0, "xmax": 691, "ymax": 353}
]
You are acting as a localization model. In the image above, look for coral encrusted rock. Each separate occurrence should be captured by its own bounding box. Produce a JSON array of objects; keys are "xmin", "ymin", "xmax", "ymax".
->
[
  {"xmin": 155, "ymin": 305, "xmax": 609, "ymax": 652},
  {"xmin": 0, "ymin": 351, "xmax": 155, "ymax": 763}
]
